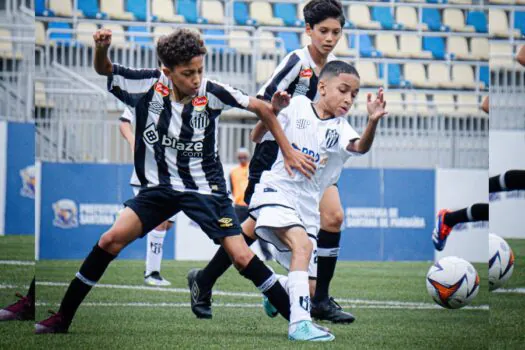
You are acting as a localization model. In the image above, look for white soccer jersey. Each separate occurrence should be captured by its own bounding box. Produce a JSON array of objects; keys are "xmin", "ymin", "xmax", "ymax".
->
[
  {"xmin": 109, "ymin": 64, "xmax": 250, "ymax": 195},
  {"xmin": 257, "ymin": 46, "xmax": 337, "ymax": 102}
]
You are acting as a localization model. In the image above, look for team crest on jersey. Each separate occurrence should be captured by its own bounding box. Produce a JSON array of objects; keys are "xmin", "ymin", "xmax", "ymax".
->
[
  {"xmin": 325, "ymin": 129, "xmax": 339, "ymax": 148},
  {"xmin": 192, "ymin": 96, "xmax": 208, "ymax": 112},
  {"xmin": 52, "ymin": 199, "xmax": 79, "ymax": 229},
  {"xmin": 190, "ymin": 110, "xmax": 210, "ymax": 129},
  {"xmin": 154, "ymin": 82, "xmax": 169, "ymax": 97},
  {"xmin": 300, "ymin": 68, "xmax": 313, "ymax": 78},
  {"xmin": 296, "ymin": 119, "xmax": 311, "ymax": 129}
]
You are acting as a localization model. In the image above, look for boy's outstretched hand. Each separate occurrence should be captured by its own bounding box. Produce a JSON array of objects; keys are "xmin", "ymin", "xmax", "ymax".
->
[
  {"xmin": 271, "ymin": 91, "xmax": 291, "ymax": 114},
  {"xmin": 93, "ymin": 28, "xmax": 112, "ymax": 49},
  {"xmin": 367, "ymin": 87, "xmax": 388, "ymax": 121},
  {"xmin": 283, "ymin": 148, "xmax": 316, "ymax": 179}
]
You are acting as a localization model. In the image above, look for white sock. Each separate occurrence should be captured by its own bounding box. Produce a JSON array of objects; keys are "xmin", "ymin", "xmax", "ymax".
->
[
  {"xmin": 276, "ymin": 273, "xmax": 289, "ymax": 291},
  {"xmin": 287, "ymin": 270, "xmax": 311, "ymax": 330},
  {"xmin": 145, "ymin": 229, "xmax": 166, "ymax": 276}
]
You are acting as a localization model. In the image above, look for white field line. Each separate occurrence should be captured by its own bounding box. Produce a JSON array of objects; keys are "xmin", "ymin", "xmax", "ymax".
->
[
  {"xmin": 492, "ymin": 288, "xmax": 525, "ymax": 294},
  {"xmin": 0, "ymin": 260, "xmax": 35, "ymax": 266}
]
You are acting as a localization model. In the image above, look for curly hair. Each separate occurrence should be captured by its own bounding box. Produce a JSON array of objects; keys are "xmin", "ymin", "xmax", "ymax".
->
[
  {"xmin": 303, "ymin": 0, "xmax": 345, "ymax": 28},
  {"xmin": 156, "ymin": 29, "xmax": 207, "ymax": 70}
]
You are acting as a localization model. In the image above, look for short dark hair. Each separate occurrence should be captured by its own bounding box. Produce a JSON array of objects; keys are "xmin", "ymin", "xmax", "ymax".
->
[
  {"xmin": 303, "ymin": 0, "xmax": 345, "ymax": 28},
  {"xmin": 319, "ymin": 60, "xmax": 360, "ymax": 80},
  {"xmin": 157, "ymin": 29, "xmax": 207, "ymax": 70}
]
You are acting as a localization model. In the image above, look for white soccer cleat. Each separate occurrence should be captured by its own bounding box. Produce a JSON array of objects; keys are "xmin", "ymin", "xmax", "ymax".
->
[
  {"xmin": 288, "ymin": 320, "xmax": 335, "ymax": 342},
  {"xmin": 144, "ymin": 271, "xmax": 171, "ymax": 286}
]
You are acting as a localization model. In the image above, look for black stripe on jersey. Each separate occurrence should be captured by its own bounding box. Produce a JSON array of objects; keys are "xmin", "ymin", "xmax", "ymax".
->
[
  {"xmin": 107, "ymin": 84, "xmax": 149, "ymax": 107},
  {"xmin": 112, "ymin": 64, "xmax": 161, "ymax": 80},
  {"xmin": 176, "ymin": 104, "xmax": 199, "ymax": 190},
  {"xmin": 285, "ymin": 75, "xmax": 300, "ymax": 98},
  {"xmin": 119, "ymin": 117, "xmax": 131, "ymax": 123},
  {"xmin": 206, "ymin": 81, "xmax": 246, "ymax": 110},
  {"xmin": 202, "ymin": 109, "xmax": 227, "ymax": 194},
  {"xmin": 262, "ymin": 53, "xmax": 301, "ymax": 101},
  {"xmin": 306, "ymin": 74, "xmax": 319, "ymax": 101},
  {"xmin": 133, "ymin": 90, "xmax": 154, "ymax": 186},
  {"xmin": 153, "ymin": 95, "xmax": 172, "ymax": 185}
]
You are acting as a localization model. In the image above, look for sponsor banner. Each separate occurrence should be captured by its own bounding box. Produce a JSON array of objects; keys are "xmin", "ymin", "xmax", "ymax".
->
[
  {"xmin": 338, "ymin": 168, "xmax": 435, "ymax": 261},
  {"xmin": 489, "ymin": 131, "xmax": 525, "ymax": 239},
  {"xmin": 4, "ymin": 122, "xmax": 35, "ymax": 235},
  {"xmin": 435, "ymin": 169, "xmax": 488, "ymax": 263},
  {"xmin": 39, "ymin": 162, "xmax": 175, "ymax": 260}
]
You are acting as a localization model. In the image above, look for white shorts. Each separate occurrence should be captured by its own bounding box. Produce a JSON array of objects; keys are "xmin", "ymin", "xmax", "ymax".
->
[
  {"xmin": 132, "ymin": 186, "xmax": 176, "ymax": 222},
  {"xmin": 272, "ymin": 236, "xmax": 318, "ymax": 279}
]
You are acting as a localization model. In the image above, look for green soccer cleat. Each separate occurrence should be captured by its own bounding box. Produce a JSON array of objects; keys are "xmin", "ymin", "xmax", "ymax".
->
[
  {"xmin": 288, "ymin": 320, "xmax": 335, "ymax": 342},
  {"xmin": 262, "ymin": 296, "xmax": 278, "ymax": 318}
]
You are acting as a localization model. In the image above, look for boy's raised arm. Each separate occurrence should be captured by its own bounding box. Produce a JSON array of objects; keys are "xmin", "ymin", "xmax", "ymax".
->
[{"xmin": 93, "ymin": 28, "xmax": 113, "ymax": 76}]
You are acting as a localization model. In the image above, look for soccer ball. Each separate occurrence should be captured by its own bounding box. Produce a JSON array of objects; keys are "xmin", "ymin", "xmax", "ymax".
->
[
  {"xmin": 488, "ymin": 233, "xmax": 515, "ymax": 291},
  {"xmin": 426, "ymin": 256, "xmax": 480, "ymax": 309}
]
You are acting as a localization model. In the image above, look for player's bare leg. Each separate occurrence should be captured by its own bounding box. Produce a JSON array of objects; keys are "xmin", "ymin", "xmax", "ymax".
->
[{"xmin": 35, "ymin": 208, "xmax": 144, "ymax": 333}]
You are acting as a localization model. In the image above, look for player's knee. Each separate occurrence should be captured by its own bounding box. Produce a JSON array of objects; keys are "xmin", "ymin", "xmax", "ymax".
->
[
  {"xmin": 293, "ymin": 237, "xmax": 313, "ymax": 260},
  {"xmin": 321, "ymin": 208, "xmax": 344, "ymax": 231},
  {"xmin": 155, "ymin": 221, "xmax": 169, "ymax": 231},
  {"xmin": 231, "ymin": 250, "xmax": 253, "ymax": 270},
  {"xmin": 98, "ymin": 230, "xmax": 125, "ymax": 255}
]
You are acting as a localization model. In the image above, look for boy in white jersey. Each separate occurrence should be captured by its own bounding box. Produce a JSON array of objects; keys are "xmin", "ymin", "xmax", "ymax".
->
[
  {"xmin": 120, "ymin": 107, "xmax": 173, "ymax": 286},
  {"xmin": 249, "ymin": 61, "xmax": 387, "ymax": 341}
]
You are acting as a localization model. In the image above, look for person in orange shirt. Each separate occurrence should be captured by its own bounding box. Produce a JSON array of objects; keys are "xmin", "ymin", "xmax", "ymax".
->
[{"xmin": 230, "ymin": 148, "xmax": 250, "ymax": 222}]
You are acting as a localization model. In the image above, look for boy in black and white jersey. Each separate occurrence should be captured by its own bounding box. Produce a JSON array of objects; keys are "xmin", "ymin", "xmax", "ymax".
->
[{"xmin": 36, "ymin": 28, "xmax": 319, "ymax": 340}]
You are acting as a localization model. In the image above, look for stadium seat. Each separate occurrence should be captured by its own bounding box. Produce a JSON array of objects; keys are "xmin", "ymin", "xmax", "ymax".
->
[
  {"xmin": 234, "ymin": 2, "xmax": 256, "ymax": 26},
  {"xmin": 202, "ymin": 0, "xmax": 225, "ymax": 24},
  {"xmin": 514, "ymin": 12, "xmax": 525, "ymax": 37},
  {"xmin": 350, "ymin": 34, "xmax": 382, "ymax": 58},
  {"xmin": 384, "ymin": 92, "xmax": 405, "ymax": 113},
  {"xmin": 489, "ymin": 0, "xmax": 516, "ymax": 3},
  {"xmin": 423, "ymin": 37, "xmax": 450, "ymax": 60},
  {"xmin": 274, "ymin": 3, "xmax": 303, "ymax": 27},
  {"xmin": 76, "ymin": 22, "xmax": 98, "ymax": 46},
  {"xmin": 204, "ymin": 29, "xmax": 233, "ymax": 52},
  {"xmin": 354, "ymin": 62, "xmax": 383, "ymax": 87},
  {"xmin": 250, "ymin": 2, "xmax": 284, "ymax": 26},
  {"xmin": 447, "ymin": 36, "xmax": 473, "ymax": 60},
  {"xmin": 128, "ymin": 26, "xmax": 153, "ymax": 46},
  {"xmin": 422, "ymin": 8, "xmax": 449, "ymax": 32},
  {"xmin": 433, "ymin": 94, "xmax": 456, "ymax": 114},
  {"xmin": 470, "ymin": 37, "xmax": 489, "ymax": 60},
  {"xmin": 35, "ymin": 21, "xmax": 46, "ymax": 46},
  {"xmin": 449, "ymin": 0, "xmax": 472, "ymax": 3},
  {"xmin": 256, "ymin": 59, "xmax": 276, "ymax": 84},
  {"xmin": 49, "ymin": 0, "xmax": 78, "ymax": 17},
  {"xmin": 229, "ymin": 30, "xmax": 252, "ymax": 55},
  {"xmin": 400, "ymin": 36, "xmax": 432, "ymax": 59},
  {"xmin": 100, "ymin": 0, "xmax": 135, "ymax": 20},
  {"xmin": 277, "ymin": 32, "xmax": 300, "ymax": 53},
  {"xmin": 0, "ymin": 29, "xmax": 22, "ymax": 59},
  {"xmin": 104, "ymin": 24, "xmax": 127, "ymax": 48},
  {"xmin": 479, "ymin": 65, "xmax": 489, "ymax": 88},
  {"xmin": 396, "ymin": 6, "xmax": 428, "ymax": 31},
  {"xmin": 77, "ymin": 0, "xmax": 107, "ymax": 19},
  {"xmin": 404, "ymin": 63, "xmax": 434, "ymax": 88},
  {"xmin": 259, "ymin": 31, "xmax": 278, "ymax": 53},
  {"xmin": 35, "ymin": 0, "xmax": 54, "ymax": 16},
  {"xmin": 153, "ymin": 26, "xmax": 174, "ymax": 42},
  {"xmin": 127, "ymin": 0, "xmax": 157, "ymax": 21},
  {"xmin": 490, "ymin": 41, "xmax": 514, "ymax": 68},
  {"xmin": 35, "ymin": 81, "xmax": 53, "ymax": 108},
  {"xmin": 452, "ymin": 65, "xmax": 479, "ymax": 89},
  {"xmin": 378, "ymin": 63, "xmax": 407, "ymax": 87},
  {"xmin": 428, "ymin": 63, "xmax": 459, "ymax": 89},
  {"xmin": 466, "ymin": 11, "xmax": 487, "ymax": 33},
  {"xmin": 349, "ymin": 5, "xmax": 381, "ymax": 29},
  {"xmin": 152, "ymin": 0, "xmax": 184, "ymax": 23},
  {"xmin": 405, "ymin": 93, "xmax": 430, "ymax": 114},
  {"xmin": 332, "ymin": 34, "xmax": 355, "ymax": 57},
  {"xmin": 489, "ymin": 9, "xmax": 520, "ymax": 38},
  {"xmin": 457, "ymin": 94, "xmax": 480, "ymax": 114},
  {"xmin": 426, "ymin": 0, "xmax": 448, "ymax": 3},
  {"xmin": 443, "ymin": 9, "xmax": 475, "ymax": 32},
  {"xmin": 47, "ymin": 22, "xmax": 74, "ymax": 45},
  {"xmin": 372, "ymin": 7, "xmax": 403, "ymax": 30},
  {"xmin": 177, "ymin": 0, "xmax": 207, "ymax": 24},
  {"xmin": 376, "ymin": 34, "xmax": 404, "ymax": 58}
]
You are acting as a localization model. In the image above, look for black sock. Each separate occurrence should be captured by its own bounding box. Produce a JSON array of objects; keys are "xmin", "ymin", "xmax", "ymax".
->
[
  {"xmin": 58, "ymin": 244, "xmax": 116, "ymax": 323},
  {"xmin": 27, "ymin": 277, "xmax": 35, "ymax": 300},
  {"xmin": 198, "ymin": 233, "xmax": 254, "ymax": 290},
  {"xmin": 444, "ymin": 203, "xmax": 488, "ymax": 227},
  {"xmin": 239, "ymin": 255, "xmax": 290, "ymax": 321},
  {"xmin": 313, "ymin": 230, "xmax": 340, "ymax": 303},
  {"xmin": 490, "ymin": 170, "xmax": 525, "ymax": 193}
]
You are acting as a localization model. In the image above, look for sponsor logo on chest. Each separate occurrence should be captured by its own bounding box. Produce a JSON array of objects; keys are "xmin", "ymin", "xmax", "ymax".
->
[
  {"xmin": 155, "ymin": 82, "xmax": 169, "ymax": 97},
  {"xmin": 296, "ymin": 119, "xmax": 311, "ymax": 129}
]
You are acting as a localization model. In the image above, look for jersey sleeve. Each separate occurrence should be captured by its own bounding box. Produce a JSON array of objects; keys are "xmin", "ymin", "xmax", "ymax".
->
[
  {"xmin": 256, "ymin": 52, "xmax": 302, "ymax": 101},
  {"xmin": 119, "ymin": 107, "xmax": 135, "ymax": 124},
  {"xmin": 206, "ymin": 80, "xmax": 250, "ymax": 111},
  {"xmin": 108, "ymin": 64, "xmax": 161, "ymax": 107},
  {"xmin": 340, "ymin": 120, "xmax": 362, "ymax": 158}
]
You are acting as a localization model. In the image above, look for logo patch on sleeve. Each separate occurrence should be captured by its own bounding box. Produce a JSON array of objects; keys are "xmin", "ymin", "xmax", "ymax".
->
[
  {"xmin": 300, "ymin": 68, "xmax": 313, "ymax": 78},
  {"xmin": 218, "ymin": 217, "xmax": 233, "ymax": 228},
  {"xmin": 155, "ymin": 82, "xmax": 169, "ymax": 97},
  {"xmin": 192, "ymin": 96, "xmax": 208, "ymax": 112}
]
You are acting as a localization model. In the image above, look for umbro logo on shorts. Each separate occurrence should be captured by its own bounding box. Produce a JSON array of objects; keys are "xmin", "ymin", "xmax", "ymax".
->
[
  {"xmin": 218, "ymin": 217, "xmax": 233, "ymax": 228},
  {"xmin": 296, "ymin": 119, "xmax": 311, "ymax": 129}
]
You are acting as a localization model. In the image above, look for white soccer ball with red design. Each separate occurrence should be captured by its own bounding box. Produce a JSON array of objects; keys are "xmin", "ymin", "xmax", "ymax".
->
[
  {"xmin": 426, "ymin": 256, "xmax": 480, "ymax": 309},
  {"xmin": 489, "ymin": 233, "xmax": 514, "ymax": 291}
]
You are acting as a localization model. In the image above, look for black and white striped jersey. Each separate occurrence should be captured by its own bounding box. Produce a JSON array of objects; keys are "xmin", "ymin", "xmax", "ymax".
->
[
  {"xmin": 108, "ymin": 64, "xmax": 250, "ymax": 195},
  {"xmin": 257, "ymin": 46, "xmax": 337, "ymax": 102}
]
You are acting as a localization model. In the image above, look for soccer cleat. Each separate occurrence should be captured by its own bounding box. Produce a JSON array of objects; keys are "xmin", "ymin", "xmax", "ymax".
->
[
  {"xmin": 187, "ymin": 268, "xmax": 212, "ymax": 319},
  {"xmin": 311, "ymin": 297, "xmax": 355, "ymax": 324},
  {"xmin": 288, "ymin": 320, "xmax": 335, "ymax": 342},
  {"xmin": 35, "ymin": 311, "xmax": 69, "ymax": 334},
  {"xmin": 262, "ymin": 296, "xmax": 278, "ymax": 318},
  {"xmin": 0, "ymin": 293, "xmax": 34, "ymax": 321},
  {"xmin": 144, "ymin": 271, "xmax": 171, "ymax": 286},
  {"xmin": 432, "ymin": 209, "xmax": 453, "ymax": 251}
]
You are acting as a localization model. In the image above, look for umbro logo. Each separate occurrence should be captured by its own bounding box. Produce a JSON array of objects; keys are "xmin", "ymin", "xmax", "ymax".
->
[
  {"xmin": 191, "ymin": 281, "xmax": 200, "ymax": 302},
  {"xmin": 296, "ymin": 119, "xmax": 311, "ymax": 129},
  {"xmin": 149, "ymin": 101, "xmax": 163, "ymax": 115},
  {"xmin": 218, "ymin": 217, "xmax": 233, "ymax": 228}
]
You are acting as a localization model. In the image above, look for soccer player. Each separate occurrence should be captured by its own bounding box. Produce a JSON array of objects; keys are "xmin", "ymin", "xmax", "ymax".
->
[
  {"xmin": 35, "ymin": 28, "xmax": 318, "ymax": 339},
  {"xmin": 119, "ymin": 107, "xmax": 173, "ymax": 286},
  {"xmin": 188, "ymin": 0, "xmax": 355, "ymax": 323},
  {"xmin": 247, "ymin": 61, "xmax": 386, "ymax": 341}
]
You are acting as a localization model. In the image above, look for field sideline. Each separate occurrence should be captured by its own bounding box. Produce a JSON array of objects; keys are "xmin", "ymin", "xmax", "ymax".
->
[{"xmin": 1, "ymin": 236, "xmax": 524, "ymax": 349}]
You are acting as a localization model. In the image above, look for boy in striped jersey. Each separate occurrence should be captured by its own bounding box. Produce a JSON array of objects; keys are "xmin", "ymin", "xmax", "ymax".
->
[
  {"xmin": 36, "ymin": 28, "xmax": 320, "ymax": 340},
  {"xmin": 189, "ymin": 0, "xmax": 355, "ymax": 324}
]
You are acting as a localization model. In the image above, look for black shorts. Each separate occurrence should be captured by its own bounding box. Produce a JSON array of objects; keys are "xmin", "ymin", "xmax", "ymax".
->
[{"xmin": 125, "ymin": 186, "xmax": 241, "ymax": 243}]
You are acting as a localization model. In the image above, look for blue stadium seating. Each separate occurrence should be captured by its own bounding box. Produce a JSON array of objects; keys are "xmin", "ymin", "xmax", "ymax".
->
[
  {"xmin": 514, "ymin": 12, "xmax": 525, "ymax": 36},
  {"xmin": 466, "ymin": 11, "xmax": 487, "ymax": 33},
  {"xmin": 372, "ymin": 7, "xmax": 403, "ymax": 30},
  {"xmin": 204, "ymin": 29, "xmax": 236, "ymax": 54},
  {"xmin": 350, "ymin": 34, "xmax": 382, "ymax": 58},
  {"xmin": 127, "ymin": 26, "xmax": 153, "ymax": 46},
  {"xmin": 274, "ymin": 4, "xmax": 303, "ymax": 27},
  {"xmin": 177, "ymin": 0, "xmax": 207, "ymax": 24},
  {"xmin": 234, "ymin": 2, "xmax": 257, "ymax": 26},
  {"xmin": 426, "ymin": 0, "xmax": 448, "ymax": 3},
  {"xmin": 422, "ymin": 8, "xmax": 449, "ymax": 32},
  {"xmin": 423, "ymin": 37, "xmax": 453, "ymax": 60},
  {"xmin": 127, "ymin": 0, "xmax": 157, "ymax": 21},
  {"xmin": 277, "ymin": 32, "xmax": 300, "ymax": 53},
  {"xmin": 35, "ymin": 0, "xmax": 54, "ymax": 16},
  {"xmin": 479, "ymin": 65, "xmax": 489, "ymax": 88},
  {"xmin": 378, "ymin": 63, "xmax": 408, "ymax": 87},
  {"xmin": 77, "ymin": 0, "xmax": 107, "ymax": 19},
  {"xmin": 48, "ymin": 22, "xmax": 74, "ymax": 45}
]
